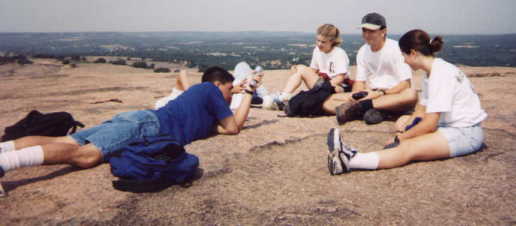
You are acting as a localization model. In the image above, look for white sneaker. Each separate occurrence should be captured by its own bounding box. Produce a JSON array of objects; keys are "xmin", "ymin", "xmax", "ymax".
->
[
  {"xmin": 327, "ymin": 128, "xmax": 356, "ymax": 175},
  {"xmin": 279, "ymin": 92, "xmax": 292, "ymax": 102},
  {"xmin": 262, "ymin": 93, "xmax": 281, "ymax": 110}
]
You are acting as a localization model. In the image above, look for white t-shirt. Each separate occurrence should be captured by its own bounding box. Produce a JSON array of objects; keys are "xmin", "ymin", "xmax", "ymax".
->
[
  {"xmin": 355, "ymin": 38, "xmax": 412, "ymax": 89},
  {"xmin": 421, "ymin": 58, "xmax": 487, "ymax": 127},
  {"xmin": 309, "ymin": 46, "xmax": 349, "ymax": 79}
]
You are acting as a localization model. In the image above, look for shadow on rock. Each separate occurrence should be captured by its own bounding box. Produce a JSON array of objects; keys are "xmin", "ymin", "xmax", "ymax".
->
[{"xmin": 2, "ymin": 166, "xmax": 78, "ymax": 194}]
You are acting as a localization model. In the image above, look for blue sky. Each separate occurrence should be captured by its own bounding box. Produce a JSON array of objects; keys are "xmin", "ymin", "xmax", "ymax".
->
[{"xmin": 0, "ymin": 0, "xmax": 515, "ymax": 34}]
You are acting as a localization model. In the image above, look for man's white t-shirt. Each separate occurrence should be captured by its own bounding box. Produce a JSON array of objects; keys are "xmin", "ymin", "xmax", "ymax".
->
[
  {"xmin": 309, "ymin": 46, "xmax": 349, "ymax": 79},
  {"xmin": 421, "ymin": 58, "xmax": 487, "ymax": 127},
  {"xmin": 355, "ymin": 38, "xmax": 412, "ymax": 89}
]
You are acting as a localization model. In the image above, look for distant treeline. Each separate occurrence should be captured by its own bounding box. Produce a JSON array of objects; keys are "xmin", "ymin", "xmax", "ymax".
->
[
  {"xmin": 0, "ymin": 55, "xmax": 33, "ymax": 65},
  {"xmin": 1, "ymin": 32, "xmax": 515, "ymax": 69}
]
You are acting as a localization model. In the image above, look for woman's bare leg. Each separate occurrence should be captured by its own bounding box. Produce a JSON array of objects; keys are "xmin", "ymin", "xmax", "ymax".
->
[
  {"xmin": 376, "ymin": 131, "xmax": 450, "ymax": 169},
  {"xmin": 282, "ymin": 65, "xmax": 320, "ymax": 94}
]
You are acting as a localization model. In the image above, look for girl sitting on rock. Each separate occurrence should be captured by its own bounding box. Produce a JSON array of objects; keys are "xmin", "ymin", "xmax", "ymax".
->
[{"xmin": 326, "ymin": 29, "xmax": 487, "ymax": 175}]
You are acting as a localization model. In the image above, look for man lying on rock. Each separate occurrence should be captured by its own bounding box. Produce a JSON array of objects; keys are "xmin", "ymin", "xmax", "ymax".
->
[{"xmin": 0, "ymin": 66, "xmax": 256, "ymax": 179}]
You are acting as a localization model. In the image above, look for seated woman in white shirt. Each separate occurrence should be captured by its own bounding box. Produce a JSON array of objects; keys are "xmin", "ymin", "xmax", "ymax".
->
[
  {"xmin": 326, "ymin": 29, "xmax": 487, "ymax": 175},
  {"xmin": 264, "ymin": 24, "xmax": 351, "ymax": 112}
]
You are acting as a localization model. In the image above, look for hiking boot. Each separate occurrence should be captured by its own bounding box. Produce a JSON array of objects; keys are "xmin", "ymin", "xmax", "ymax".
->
[
  {"xmin": 326, "ymin": 128, "xmax": 357, "ymax": 175},
  {"xmin": 363, "ymin": 109, "xmax": 384, "ymax": 125},
  {"xmin": 336, "ymin": 102, "xmax": 364, "ymax": 125}
]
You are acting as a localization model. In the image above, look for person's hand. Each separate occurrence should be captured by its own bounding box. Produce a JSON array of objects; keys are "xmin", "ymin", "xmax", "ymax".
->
[
  {"xmin": 245, "ymin": 79, "xmax": 258, "ymax": 92},
  {"xmin": 369, "ymin": 90, "xmax": 384, "ymax": 99},
  {"xmin": 252, "ymin": 74, "xmax": 263, "ymax": 86},
  {"xmin": 383, "ymin": 136, "xmax": 400, "ymax": 149},
  {"xmin": 253, "ymin": 70, "xmax": 265, "ymax": 78},
  {"xmin": 334, "ymin": 85, "xmax": 344, "ymax": 93},
  {"xmin": 232, "ymin": 79, "xmax": 247, "ymax": 94}
]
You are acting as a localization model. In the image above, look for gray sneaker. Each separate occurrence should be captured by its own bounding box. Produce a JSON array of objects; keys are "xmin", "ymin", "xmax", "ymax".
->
[{"xmin": 326, "ymin": 128, "xmax": 357, "ymax": 175}]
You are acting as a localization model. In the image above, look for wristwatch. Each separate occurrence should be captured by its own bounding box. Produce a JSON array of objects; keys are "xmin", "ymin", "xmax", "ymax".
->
[
  {"xmin": 372, "ymin": 88, "xmax": 386, "ymax": 95},
  {"xmin": 244, "ymin": 89, "xmax": 254, "ymax": 95}
]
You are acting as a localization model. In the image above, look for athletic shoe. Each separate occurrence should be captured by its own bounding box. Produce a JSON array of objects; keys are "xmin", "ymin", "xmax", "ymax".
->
[
  {"xmin": 326, "ymin": 128, "xmax": 357, "ymax": 175},
  {"xmin": 363, "ymin": 109, "xmax": 384, "ymax": 125},
  {"xmin": 263, "ymin": 93, "xmax": 287, "ymax": 111},
  {"xmin": 273, "ymin": 99, "xmax": 286, "ymax": 111},
  {"xmin": 262, "ymin": 93, "xmax": 280, "ymax": 110},
  {"xmin": 336, "ymin": 102, "xmax": 365, "ymax": 125}
]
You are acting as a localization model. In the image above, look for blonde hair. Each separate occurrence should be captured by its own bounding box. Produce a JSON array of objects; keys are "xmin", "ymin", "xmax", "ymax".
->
[{"xmin": 317, "ymin": 24, "xmax": 343, "ymax": 46}]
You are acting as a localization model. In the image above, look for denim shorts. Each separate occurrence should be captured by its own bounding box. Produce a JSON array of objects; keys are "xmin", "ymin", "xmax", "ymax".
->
[
  {"xmin": 438, "ymin": 124, "xmax": 484, "ymax": 157},
  {"xmin": 71, "ymin": 110, "xmax": 160, "ymax": 160}
]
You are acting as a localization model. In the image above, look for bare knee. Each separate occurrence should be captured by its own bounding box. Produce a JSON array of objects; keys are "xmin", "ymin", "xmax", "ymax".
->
[
  {"xmin": 299, "ymin": 66, "xmax": 316, "ymax": 78},
  {"xmin": 402, "ymin": 88, "xmax": 418, "ymax": 102},
  {"xmin": 71, "ymin": 145, "xmax": 103, "ymax": 169},
  {"xmin": 295, "ymin": 64, "xmax": 309, "ymax": 73},
  {"xmin": 395, "ymin": 115, "xmax": 412, "ymax": 132},
  {"xmin": 393, "ymin": 143, "xmax": 416, "ymax": 164}
]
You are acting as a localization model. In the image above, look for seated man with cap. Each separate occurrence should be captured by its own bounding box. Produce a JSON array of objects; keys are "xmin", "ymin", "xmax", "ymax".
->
[{"xmin": 324, "ymin": 12, "xmax": 418, "ymax": 125}]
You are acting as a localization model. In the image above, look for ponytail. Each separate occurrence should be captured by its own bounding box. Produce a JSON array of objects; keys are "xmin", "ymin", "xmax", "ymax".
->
[
  {"xmin": 429, "ymin": 36, "xmax": 443, "ymax": 54},
  {"xmin": 399, "ymin": 29, "xmax": 444, "ymax": 56}
]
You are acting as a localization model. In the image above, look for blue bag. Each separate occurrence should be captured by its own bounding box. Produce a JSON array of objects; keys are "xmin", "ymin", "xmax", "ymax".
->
[{"xmin": 108, "ymin": 135, "xmax": 199, "ymax": 192}]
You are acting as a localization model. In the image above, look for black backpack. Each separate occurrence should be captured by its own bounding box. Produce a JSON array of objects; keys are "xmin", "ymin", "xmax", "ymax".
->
[
  {"xmin": 285, "ymin": 80, "xmax": 335, "ymax": 117},
  {"xmin": 1, "ymin": 110, "xmax": 85, "ymax": 141}
]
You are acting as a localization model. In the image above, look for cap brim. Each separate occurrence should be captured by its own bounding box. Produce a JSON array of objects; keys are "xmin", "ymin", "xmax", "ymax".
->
[{"xmin": 359, "ymin": 23, "xmax": 382, "ymax": 30}]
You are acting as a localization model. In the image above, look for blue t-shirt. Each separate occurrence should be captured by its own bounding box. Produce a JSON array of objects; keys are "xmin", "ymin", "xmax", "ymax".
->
[{"xmin": 153, "ymin": 82, "xmax": 233, "ymax": 146}]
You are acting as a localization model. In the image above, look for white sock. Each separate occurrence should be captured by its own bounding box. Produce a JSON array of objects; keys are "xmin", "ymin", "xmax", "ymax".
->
[
  {"xmin": 0, "ymin": 141, "xmax": 15, "ymax": 153},
  {"xmin": 349, "ymin": 152, "xmax": 379, "ymax": 170},
  {"xmin": 279, "ymin": 92, "xmax": 292, "ymax": 101},
  {"xmin": 0, "ymin": 146, "xmax": 44, "ymax": 172}
]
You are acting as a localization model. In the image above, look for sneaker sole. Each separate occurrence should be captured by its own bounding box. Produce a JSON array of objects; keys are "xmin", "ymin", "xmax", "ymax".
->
[
  {"xmin": 327, "ymin": 128, "xmax": 352, "ymax": 175},
  {"xmin": 326, "ymin": 128, "xmax": 341, "ymax": 154},
  {"xmin": 327, "ymin": 128, "xmax": 346, "ymax": 175}
]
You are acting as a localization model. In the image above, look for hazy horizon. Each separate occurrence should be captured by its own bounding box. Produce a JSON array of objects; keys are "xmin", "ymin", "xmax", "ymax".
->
[
  {"xmin": 1, "ymin": 31, "xmax": 516, "ymax": 36},
  {"xmin": 1, "ymin": 0, "xmax": 515, "ymax": 35}
]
